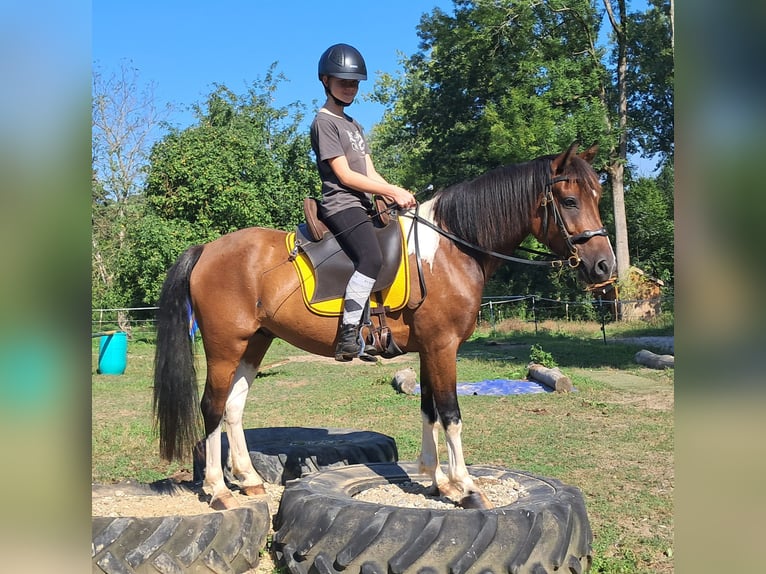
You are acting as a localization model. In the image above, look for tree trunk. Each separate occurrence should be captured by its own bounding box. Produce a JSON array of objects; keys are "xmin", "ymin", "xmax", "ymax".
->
[
  {"xmin": 611, "ymin": 163, "xmax": 630, "ymax": 281},
  {"xmin": 527, "ymin": 363, "xmax": 574, "ymax": 393},
  {"xmin": 670, "ymin": 0, "xmax": 674, "ymax": 51},
  {"xmin": 603, "ymin": 0, "xmax": 631, "ymax": 282}
]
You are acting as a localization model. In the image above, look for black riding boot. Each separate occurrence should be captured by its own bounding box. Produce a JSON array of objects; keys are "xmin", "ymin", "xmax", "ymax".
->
[{"xmin": 335, "ymin": 323, "xmax": 361, "ymax": 362}]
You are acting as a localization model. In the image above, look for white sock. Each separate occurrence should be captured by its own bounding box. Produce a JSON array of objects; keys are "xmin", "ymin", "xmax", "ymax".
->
[{"xmin": 342, "ymin": 271, "xmax": 375, "ymax": 326}]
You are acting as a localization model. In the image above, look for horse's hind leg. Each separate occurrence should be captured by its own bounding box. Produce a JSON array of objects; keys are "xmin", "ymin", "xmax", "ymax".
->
[
  {"xmin": 201, "ymin": 332, "xmax": 272, "ymax": 509},
  {"xmin": 224, "ymin": 331, "xmax": 273, "ymax": 497}
]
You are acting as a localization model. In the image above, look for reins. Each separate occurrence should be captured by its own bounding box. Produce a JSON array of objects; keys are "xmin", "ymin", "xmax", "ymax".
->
[{"xmin": 397, "ymin": 176, "xmax": 606, "ymax": 270}]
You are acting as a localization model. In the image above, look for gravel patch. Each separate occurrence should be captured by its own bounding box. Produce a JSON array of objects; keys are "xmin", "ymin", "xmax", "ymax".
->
[{"xmin": 354, "ymin": 475, "xmax": 525, "ymax": 509}]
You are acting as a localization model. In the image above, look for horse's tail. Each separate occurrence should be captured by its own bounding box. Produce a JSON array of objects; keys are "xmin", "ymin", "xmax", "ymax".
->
[{"xmin": 153, "ymin": 244, "xmax": 205, "ymax": 461}]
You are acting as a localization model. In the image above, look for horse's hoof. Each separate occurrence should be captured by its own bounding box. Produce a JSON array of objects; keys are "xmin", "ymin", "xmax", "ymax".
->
[
  {"xmin": 437, "ymin": 482, "xmax": 463, "ymax": 502},
  {"xmin": 210, "ymin": 492, "xmax": 239, "ymax": 510},
  {"xmin": 460, "ymin": 490, "xmax": 493, "ymax": 510},
  {"xmin": 240, "ymin": 484, "xmax": 266, "ymax": 496}
]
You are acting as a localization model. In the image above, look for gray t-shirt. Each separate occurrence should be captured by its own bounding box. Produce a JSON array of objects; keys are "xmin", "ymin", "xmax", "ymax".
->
[{"xmin": 310, "ymin": 109, "xmax": 374, "ymax": 217}]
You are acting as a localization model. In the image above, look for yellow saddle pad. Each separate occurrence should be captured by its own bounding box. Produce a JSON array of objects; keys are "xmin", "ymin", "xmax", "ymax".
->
[{"xmin": 286, "ymin": 218, "xmax": 411, "ymax": 317}]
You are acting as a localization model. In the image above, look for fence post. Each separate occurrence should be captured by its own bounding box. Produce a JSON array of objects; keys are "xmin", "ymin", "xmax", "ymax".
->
[
  {"xmin": 532, "ymin": 296, "xmax": 538, "ymax": 335},
  {"xmin": 597, "ymin": 296, "xmax": 607, "ymax": 344},
  {"xmin": 489, "ymin": 300, "xmax": 495, "ymax": 331}
]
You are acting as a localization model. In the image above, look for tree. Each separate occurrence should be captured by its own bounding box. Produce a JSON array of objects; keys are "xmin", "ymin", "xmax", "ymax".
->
[
  {"xmin": 137, "ymin": 71, "xmax": 319, "ymax": 303},
  {"xmin": 601, "ymin": 0, "xmax": 674, "ymax": 282},
  {"xmin": 625, "ymin": 0, "xmax": 674, "ymax": 160},
  {"xmin": 600, "ymin": 0, "xmax": 631, "ymax": 281},
  {"xmin": 371, "ymin": 0, "xmax": 612, "ymax": 306},
  {"xmin": 92, "ymin": 62, "xmax": 168, "ymax": 319},
  {"xmin": 371, "ymin": 0, "xmax": 673, "ymax": 305},
  {"xmin": 372, "ymin": 0, "xmax": 609, "ymax": 191},
  {"xmin": 624, "ymin": 163, "xmax": 674, "ymax": 283}
]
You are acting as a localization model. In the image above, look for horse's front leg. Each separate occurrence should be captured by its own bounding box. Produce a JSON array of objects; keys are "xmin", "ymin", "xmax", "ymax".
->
[
  {"xmin": 419, "ymin": 350, "xmax": 492, "ymax": 509},
  {"xmin": 418, "ymin": 405, "xmax": 450, "ymax": 497}
]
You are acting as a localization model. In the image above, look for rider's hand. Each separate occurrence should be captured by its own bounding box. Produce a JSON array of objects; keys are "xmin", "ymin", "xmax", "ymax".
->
[{"xmin": 393, "ymin": 187, "xmax": 416, "ymax": 209}]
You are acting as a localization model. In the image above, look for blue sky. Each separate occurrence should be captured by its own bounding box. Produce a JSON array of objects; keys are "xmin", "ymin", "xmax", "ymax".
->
[
  {"xmin": 93, "ymin": 0, "xmax": 656, "ymax": 173},
  {"xmin": 93, "ymin": 0, "xmax": 455, "ymax": 134}
]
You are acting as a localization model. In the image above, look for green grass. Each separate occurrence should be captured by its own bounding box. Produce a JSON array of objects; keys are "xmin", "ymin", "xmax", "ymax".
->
[{"xmin": 92, "ymin": 319, "xmax": 673, "ymax": 573}]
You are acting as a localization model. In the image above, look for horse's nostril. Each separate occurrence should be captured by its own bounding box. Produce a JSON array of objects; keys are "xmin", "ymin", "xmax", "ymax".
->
[{"xmin": 595, "ymin": 258, "xmax": 613, "ymax": 280}]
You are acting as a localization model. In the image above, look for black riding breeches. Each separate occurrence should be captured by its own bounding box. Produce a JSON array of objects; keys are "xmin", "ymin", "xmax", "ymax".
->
[{"xmin": 323, "ymin": 207, "xmax": 383, "ymax": 279}]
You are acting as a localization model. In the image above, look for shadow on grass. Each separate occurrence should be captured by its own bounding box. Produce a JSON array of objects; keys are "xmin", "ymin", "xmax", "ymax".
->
[{"xmin": 459, "ymin": 332, "xmax": 655, "ymax": 370}]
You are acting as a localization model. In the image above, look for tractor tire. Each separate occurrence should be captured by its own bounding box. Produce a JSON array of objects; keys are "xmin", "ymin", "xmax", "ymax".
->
[
  {"xmin": 273, "ymin": 462, "xmax": 592, "ymax": 574},
  {"xmin": 194, "ymin": 426, "xmax": 398, "ymax": 485},
  {"xmin": 92, "ymin": 481, "xmax": 270, "ymax": 573}
]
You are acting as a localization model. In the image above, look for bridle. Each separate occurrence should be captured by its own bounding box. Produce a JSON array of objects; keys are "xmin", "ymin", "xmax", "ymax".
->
[{"xmin": 540, "ymin": 175, "xmax": 609, "ymax": 269}]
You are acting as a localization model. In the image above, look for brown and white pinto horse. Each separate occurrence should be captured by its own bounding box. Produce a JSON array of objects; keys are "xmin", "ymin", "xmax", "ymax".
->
[{"xmin": 153, "ymin": 142, "xmax": 615, "ymax": 510}]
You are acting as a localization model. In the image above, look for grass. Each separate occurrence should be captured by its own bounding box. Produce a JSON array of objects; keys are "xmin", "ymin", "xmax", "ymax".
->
[{"xmin": 92, "ymin": 317, "xmax": 673, "ymax": 573}]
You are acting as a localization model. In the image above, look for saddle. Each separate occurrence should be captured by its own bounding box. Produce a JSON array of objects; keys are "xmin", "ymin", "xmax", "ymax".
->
[
  {"xmin": 287, "ymin": 197, "xmax": 409, "ymax": 358},
  {"xmin": 296, "ymin": 197, "xmax": 402, "ymax": 302}
]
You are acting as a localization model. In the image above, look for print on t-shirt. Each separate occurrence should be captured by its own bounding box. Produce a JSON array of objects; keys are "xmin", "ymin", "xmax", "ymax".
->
[{"xmin": 345, "ymin": 129, "xmax": 365, "ymax": 155}]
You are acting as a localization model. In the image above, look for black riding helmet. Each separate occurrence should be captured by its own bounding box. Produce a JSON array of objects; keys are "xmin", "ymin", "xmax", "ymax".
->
[{"xmin": 318, "ymin": 43, "xmax": 367, "ymax": 81}]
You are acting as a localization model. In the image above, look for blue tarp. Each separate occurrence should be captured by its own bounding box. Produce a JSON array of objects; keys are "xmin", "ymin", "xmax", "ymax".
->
[{"xmin": 413, "ymin": 379, "xmax": 557, "ymax": 396}]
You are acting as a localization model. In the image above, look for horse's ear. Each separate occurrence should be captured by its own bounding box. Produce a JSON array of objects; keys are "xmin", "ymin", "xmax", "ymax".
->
[
  {"xmin": 552, "ymin": 141, "xmax": 580, "ymax": 174},
  {"xmin": 578, "ymin": 142, "xmax": 598, "ymax": 164}
]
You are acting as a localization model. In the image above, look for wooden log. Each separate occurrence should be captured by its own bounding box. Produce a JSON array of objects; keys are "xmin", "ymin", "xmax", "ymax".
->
[
  {"xmin": 635, "ymin": 349, "xmax": 674, "ymax": 369},
  {"xmin": 527, "ymin": 363, "xmax": 574, "ymax": 393},
  {"xmin": 392, "ymin": 367, "xmax": 418, "ymax": 395}
]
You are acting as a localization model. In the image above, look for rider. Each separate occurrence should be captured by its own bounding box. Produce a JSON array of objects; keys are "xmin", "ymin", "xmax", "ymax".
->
[{"xmin": 310, "ymin": 43, "xmax": 416, "ymax": 362}]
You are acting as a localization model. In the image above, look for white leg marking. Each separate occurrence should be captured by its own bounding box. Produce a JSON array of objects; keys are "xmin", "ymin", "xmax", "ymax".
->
[
  {"xmin": 224, "ymin": 361, "xmax": 263, "ymax": 488},
  {"xmin": 418, "ymin": 411, "xmax": 450, "ymax": 489},
  {"xmin": 203, "ymin": 422, "xmax": 228, "ymax": 499},
  {"xmin": 444, "ymin": 420, "xmax": 478, "ymax": 493}
]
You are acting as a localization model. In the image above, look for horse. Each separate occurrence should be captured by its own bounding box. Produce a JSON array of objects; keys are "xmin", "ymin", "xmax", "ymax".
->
[{"xmin": 153, "ymin": 141, "xmax": 616, "ymax": 510}]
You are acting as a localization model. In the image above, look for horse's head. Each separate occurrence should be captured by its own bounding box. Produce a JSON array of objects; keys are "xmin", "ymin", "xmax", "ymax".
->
[{"xmin": 534, "ymin": 142, "xmax": 616, "ymax": 285}]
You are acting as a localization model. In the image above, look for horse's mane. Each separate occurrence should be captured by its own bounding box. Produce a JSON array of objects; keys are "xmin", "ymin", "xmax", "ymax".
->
[{"xmin": 431, "ymin": 154, "xmax": 598, "ymax": 252}]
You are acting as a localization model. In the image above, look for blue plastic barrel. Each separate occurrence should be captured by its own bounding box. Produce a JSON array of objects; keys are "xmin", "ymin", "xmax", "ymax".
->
[{"xmin": 98, "ymin": 332, "xmax": 127, "ymax": 375}]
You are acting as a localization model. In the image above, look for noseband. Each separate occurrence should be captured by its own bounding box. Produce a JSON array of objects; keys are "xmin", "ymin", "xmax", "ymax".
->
[{"xmin": 541, "ymin": 175, "xmax": 609, "ymax": 268}]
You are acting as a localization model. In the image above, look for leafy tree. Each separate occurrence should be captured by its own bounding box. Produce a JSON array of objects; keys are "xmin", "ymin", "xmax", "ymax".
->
[
  {"xmin": 372, "ymin": 0, "xmax": 609, "ymax": 191},
  {"xmin": 371, "ymin": 0, "xmax": 612, "ymax": 307},
  {"xmin": 118, "ymin": 212, "xmax": 199, "ymax": 305},
  {"xmin": 146, "ymin": 72, "xmax": 317, "ymax": 236},
  {"xmin": 624, "ymin": 162, "xmax": 674, "ymax": 284},
  {"xmin": 601, "ymin": 0, "xmax": 674, "ymax": 281},
  {"xmin": 625, "ymin": 0, "xmax": 674, "ymax": 161},
  {"xmin": 137, "ymin": 69, "xmax": 319, "ymax": 303},
  {"xmin": 600, "ymin": 0, "xmax": 631, "ymax": 281},
  {"xmin": 370, "ymin": 0, "xmax": 673, "ymax": 306}
]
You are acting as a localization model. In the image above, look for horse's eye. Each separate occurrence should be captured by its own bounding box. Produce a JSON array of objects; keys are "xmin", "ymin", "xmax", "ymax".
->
[{"xmin": 562, "ymin": 197, "xmax": 578, "ymax": 208}]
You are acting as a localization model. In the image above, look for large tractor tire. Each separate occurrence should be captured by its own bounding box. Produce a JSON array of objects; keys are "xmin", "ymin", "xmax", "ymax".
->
[
  {"xmin": 273, "ymin": 462, "xmax": 592, "ymax": 574},
  {"xmin": 92, "ymin": 481, "xmax": 270, "ymax": 573},
  {"xmin": 194, "ymin": 426, "xmax": 398, "ymax": 484}
]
